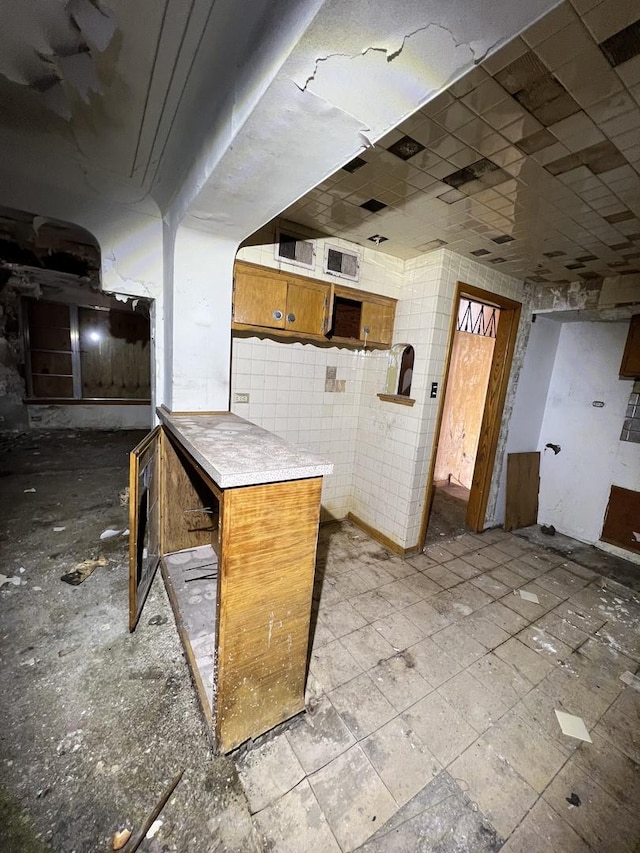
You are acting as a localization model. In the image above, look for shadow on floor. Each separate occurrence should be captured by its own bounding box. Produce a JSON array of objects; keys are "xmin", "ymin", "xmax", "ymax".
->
[{"xmin": 424, "ymin": 483, "xmax": 470, "ymax": 545}]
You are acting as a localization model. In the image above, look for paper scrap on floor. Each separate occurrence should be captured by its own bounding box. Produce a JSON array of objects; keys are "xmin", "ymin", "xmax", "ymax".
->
[
  {"xmin": 100, "ymin": 528, "xmax": 121, "ymax": 540},
  {"xmin": 620, "ymin": 671, "xmax": 640, "ymax": 692},
  {"xmin": 555, "ymin": 710, "xmax": 592, "ymax": 742},
  {"xmin": 517, "ymin": 589, "xmax": 540, "ymax": 603}
]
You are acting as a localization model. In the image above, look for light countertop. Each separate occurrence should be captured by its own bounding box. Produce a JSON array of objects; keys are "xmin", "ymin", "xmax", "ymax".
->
[{"xmin": 157, "ymin": 408, "xmax": 333, "ymax": 488}]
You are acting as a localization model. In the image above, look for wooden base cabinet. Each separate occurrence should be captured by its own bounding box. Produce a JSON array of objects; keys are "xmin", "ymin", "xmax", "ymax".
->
[{"xmin": 129, "ymin": 424, "xmax": 323, "ymax": 752}]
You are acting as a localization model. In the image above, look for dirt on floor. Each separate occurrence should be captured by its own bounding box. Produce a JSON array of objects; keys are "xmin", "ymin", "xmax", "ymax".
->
[{"xmin": 0, "ymin": 430, "xmax": 260, "ymax": 853}]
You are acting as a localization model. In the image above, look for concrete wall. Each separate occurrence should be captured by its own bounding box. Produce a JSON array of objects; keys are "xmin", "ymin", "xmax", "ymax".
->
[{"xmin": 537, "ymin": 320, "xmax": 639, "ymax": 546}]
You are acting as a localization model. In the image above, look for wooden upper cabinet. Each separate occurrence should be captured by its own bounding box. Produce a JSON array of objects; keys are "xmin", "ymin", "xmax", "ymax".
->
[
  {"xmin": 233, "ymin": 265, "xmax": 288, "ymax": 329},
  {"xmin": 233, "ymin": 261, "xmax": 328, "ymax": 336},
  {"xmin": 286, "ymin": 278, "xmax": 328, "ymax": 336},
  {"xmin": 232, "ymin": 260, "xmax": 396, "ymax": 349},
  {"xmin": 361, "ymin": 299, "xmax": 395, "ymax": 346},
  {"xmin": 620, "ymin": 314, "xmax": 640, "ymax": 378}
]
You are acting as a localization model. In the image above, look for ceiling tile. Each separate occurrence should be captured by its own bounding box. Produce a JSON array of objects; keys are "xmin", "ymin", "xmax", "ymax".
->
[
  {"xmin": 495, "ymin": 51, "xmax": 548, "ymax": 94},
  {"xmin": 584, "ymin": 0, "xmax": 640, "ymax": 44},
  {"xmin": 482, "ymin": 37, "xmax": 529, "ymax": 75},
  {"xmin": 535, "ymin": 20, "xmax": 599, "ymax": 70},
  {"xmin": 433, "ymin": 101, "xmax": 476, "ymax": 132},
  {"xmin": 517, "ymin": 128, "xmax": 557, "ymax": 153},
  {"xmin": 501, "ymin": 112, "xmax": 544, "ymax": 142},
  {"xmin": 617, "ymin": 53, "xmax": 640, "ymax": 86},
  {"xmin": 521, "ymin": 3, "xmax": 579, "ymax": 46},
  {"xmin": 462, "ymin": 78, "xmax": 512, "ymax": 114}
]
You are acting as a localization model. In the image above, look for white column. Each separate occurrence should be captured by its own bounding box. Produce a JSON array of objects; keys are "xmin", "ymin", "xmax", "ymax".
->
[{"xmin": 168, "ymin": 225, "xmax": 238, "ymax": 412}]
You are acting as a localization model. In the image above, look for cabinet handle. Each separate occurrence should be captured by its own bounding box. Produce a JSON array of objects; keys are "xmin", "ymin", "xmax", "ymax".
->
[
  {"xmin": 273, "ymin": 309, "xmax": 284, "ymax": 321},
  {"xmin": 287, "ymin": 312, "xmax": 296, "ymax": 323}
]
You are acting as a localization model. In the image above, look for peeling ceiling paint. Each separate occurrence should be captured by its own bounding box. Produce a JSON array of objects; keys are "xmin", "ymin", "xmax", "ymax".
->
[{"xmin": 0, "ymin": 0, "xmax": 115, "ymax": 118}]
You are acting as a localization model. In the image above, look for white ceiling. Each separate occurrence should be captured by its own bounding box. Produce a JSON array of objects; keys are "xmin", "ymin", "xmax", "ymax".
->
[{"xmin": 276, "ymin": 0, "xmax": 640, "ymax": 288}]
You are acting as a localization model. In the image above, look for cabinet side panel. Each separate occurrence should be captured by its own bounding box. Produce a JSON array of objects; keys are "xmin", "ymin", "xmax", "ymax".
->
[
  {"xmin": 161, "ymin": 430, "xmax": 218, "ymax": 554},
  {"xmin": 217, "ymin": 477, "xmax": 322, "ymax": 752}
]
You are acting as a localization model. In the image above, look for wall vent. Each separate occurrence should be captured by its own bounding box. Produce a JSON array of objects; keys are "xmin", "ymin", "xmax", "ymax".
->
[
  {"xmin": 323, "ymin": 245, "xmax": 360, "ymax": 282},
  {"xmin": 274, "ymin": 228, "xmax": 315, "ymax": 270}
]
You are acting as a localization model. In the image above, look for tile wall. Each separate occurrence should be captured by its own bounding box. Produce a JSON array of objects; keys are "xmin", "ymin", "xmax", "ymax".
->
[
  {"xmin": 233, "ymin": 233, "xmax": 404, "ymax": 519},
  {"xmin": 352, "ymin": 250, "xmax": 527, "ymax": 549},
  {"xmin": 232, "ymin": 239, "xmax": 527, "ymax": 549}
]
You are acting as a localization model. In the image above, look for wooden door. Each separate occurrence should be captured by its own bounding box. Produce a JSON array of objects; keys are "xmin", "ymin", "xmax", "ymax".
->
[
  {"xmin": 504, "ymin": 452, "xmax": 540, "ymax": 531},
  {"xmin": 233, "ymin": 266, "xmax": 287, "ymax": 329},
  {"xmin": 620, "ymin": 314, "xmax": 640, "ymax": 377},
  {"xmin": 361, "ymin": 300, "xmax": 395, "ymax": 345},
  {"xmin": 418, "ymin": 284, "xmax": 522, "ymax": 547},
  {"xmin": 129, "ymin": 427, "xmax": 161, "ymax": 631},
  {"xmin": 285, "ymin": 278, "xmax": 328, "ymax": 336},
  {"xmin": 601, "ymin": 485, "xmax": 640, "ymax": 554}
]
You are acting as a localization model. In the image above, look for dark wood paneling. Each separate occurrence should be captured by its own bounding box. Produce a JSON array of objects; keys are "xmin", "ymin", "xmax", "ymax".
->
[
  {"xmin": 601, "ymin": 485, "xmax": 640, "ymax": 554},
  {"xmin": 504, "ymin": 452, "xmax": 540, "ymax": 531}
]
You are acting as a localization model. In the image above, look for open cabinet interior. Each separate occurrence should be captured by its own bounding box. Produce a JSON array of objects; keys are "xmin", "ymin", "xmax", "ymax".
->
[{"xmin": 129, "ymin": 414, "xmax": 326, "ymax": 753}]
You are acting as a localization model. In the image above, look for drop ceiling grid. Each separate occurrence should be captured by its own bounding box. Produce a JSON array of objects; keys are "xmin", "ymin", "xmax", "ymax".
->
[{"xmin": 279, "ymin": 0, "xmax": 640, "ymax": 285}]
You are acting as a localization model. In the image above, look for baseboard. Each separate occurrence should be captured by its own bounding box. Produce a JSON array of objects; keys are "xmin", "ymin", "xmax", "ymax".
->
[{"xmin": 347, "ymin": 512, "xmax": 420, "ymax": 557}]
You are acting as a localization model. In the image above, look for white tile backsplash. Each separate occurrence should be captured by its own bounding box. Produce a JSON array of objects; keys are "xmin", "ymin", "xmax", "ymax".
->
[{"xmin": 230, "ymin": 244, "xmax": 526, "ymax": 549}]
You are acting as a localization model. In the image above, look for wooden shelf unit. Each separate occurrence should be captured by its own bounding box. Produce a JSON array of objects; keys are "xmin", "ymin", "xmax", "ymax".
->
[{"xmin": 129, "ymin": 425, "xmax": 323, "ymax": 752}]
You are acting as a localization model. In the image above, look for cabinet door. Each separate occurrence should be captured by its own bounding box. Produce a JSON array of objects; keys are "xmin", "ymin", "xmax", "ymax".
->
[
  {"xmin": 233, "ymin": 267, "xmax": 287, "ymax": 329},
  {"xmin": 285, "ymin": 278, "xmax": 328, "ymax": 335},
  {"xmin": 620, "ymin": 315, "xmax": 640, "ymax": 377},
  {"xmin": 361, "ymin": 299, "xmax": 395, "ymax": 346},
  {"xmin": 129, "ymin": 426, "xmax": 162, "ymax": 631}
]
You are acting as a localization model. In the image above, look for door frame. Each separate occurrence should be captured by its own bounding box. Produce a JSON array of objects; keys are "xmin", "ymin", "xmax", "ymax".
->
[{"xmin": 418, "ymin": 282, "xmax": 522, "ymax": 547}]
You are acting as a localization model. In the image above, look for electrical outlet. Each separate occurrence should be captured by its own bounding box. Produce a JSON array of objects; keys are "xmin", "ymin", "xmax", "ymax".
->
[{"xmin": 234, "ymin": 393, "xmax": 250, "ymax": 403}]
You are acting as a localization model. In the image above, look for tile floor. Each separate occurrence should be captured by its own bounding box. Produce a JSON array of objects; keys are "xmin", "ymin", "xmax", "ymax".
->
[{"xmin": 234, "ymin": 521, "xmax": 640, "ymax": 852}]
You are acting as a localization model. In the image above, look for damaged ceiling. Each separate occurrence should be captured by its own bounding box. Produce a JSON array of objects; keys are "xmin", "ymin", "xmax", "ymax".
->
[{"xmin": 274, "ymin": 0, "xmax": 640, "ymax": 288}]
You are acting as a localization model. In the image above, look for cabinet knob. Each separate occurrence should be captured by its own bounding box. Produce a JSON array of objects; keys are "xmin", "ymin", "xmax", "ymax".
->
[
  {"xmin": 287, "ymin": 312, "xmax": 296, "ymax": 323},
  {"xmin": 273, "ymin": 309, "xmax": 284, "ymax": 321}
]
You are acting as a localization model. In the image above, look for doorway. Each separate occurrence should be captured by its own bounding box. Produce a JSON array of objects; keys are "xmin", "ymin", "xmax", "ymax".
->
[{"xmin": 419, "ymin": 282, "xmax": 521, "ymax": 548}]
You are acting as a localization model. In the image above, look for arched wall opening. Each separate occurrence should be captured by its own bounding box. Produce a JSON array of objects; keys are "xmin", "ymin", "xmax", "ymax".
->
[{"xmin": 0, "ymin": 206, "xmax": 152, "ymax": 431}]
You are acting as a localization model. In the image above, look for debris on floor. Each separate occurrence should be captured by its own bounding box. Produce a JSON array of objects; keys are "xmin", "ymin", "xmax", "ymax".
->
[
  {"xmin": 100, "ymin": 527, "xmax": 121, "ymax": 540},
  {"xmin": 517, "ymin": 589, "xmax": 540, "ymax": 603},
  {"xmin": 554, "ymin": 710, "xmax": 592, "ymax": 742},
  {"xmin": 112, "ymin": 827, "xmax": 131, "ymax": 850},
  {"xmin": 620, "ymin": 670, "xmax": 640, "ymax": 691},
  {"xmin": 0, "ymin": 574, "xmax": 22, "ymax": 588},
  {"xmin": 60, "ymin": 556, "xmax": 108, "ymax": 585},
  {"xmin": 566, "ymin": 792, "xmax": 581, "ymax": 807},
  {"xmin": 128, "ymin": 769, "xmax": 184, "ymax": 853}
]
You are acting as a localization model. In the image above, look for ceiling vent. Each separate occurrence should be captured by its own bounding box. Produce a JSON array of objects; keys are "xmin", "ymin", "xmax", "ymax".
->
[
  {"xmin": 274, "ymin": 228, "xmax": 315, "ymax": 270},
  {"xmin": 324, "ymin": 245, "xmax": 360, "ymax": 282}
]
